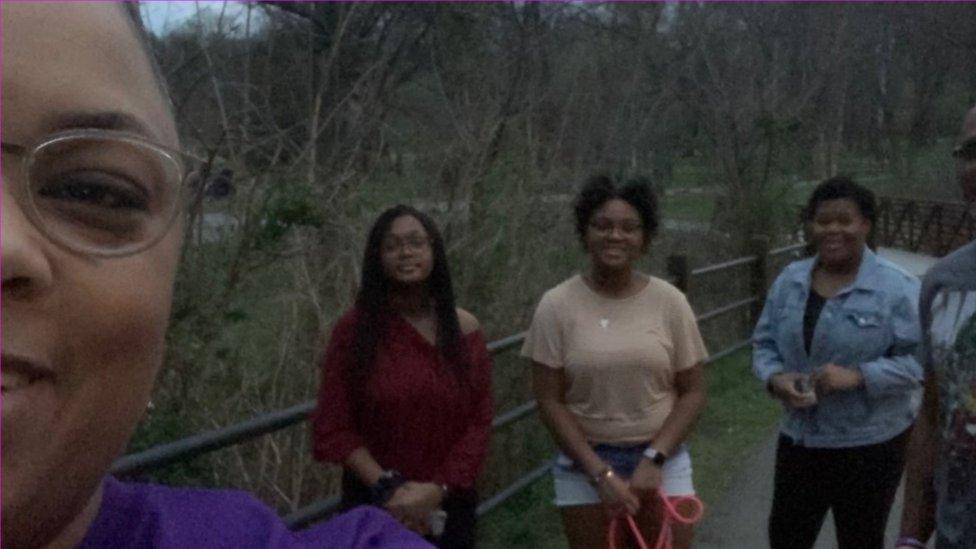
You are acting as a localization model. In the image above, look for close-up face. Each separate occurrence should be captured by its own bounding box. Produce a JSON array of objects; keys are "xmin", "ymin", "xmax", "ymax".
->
[
  {"xmin": 585, "ymin": 198, "xmax": 646, "ymax": 272},
  {"xmin": 2, "ymin": 3, "xmax": 182, "ymax": 547},
  {"xmin": 379, "ymin": 215, "xmax": 434, "ymax": 287},
  {"xmin": 810, "ymin": 198, "xmax": 871, "ymax": 269},
  {"xmin": 955, "ymin": 108, "xmax": 976, "ymax": 203}
]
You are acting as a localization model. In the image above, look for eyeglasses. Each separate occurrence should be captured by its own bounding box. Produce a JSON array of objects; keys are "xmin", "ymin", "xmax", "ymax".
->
[
  {"xmin": 2, "ymin": 129, "xmax": 196, "ymax": 258},
  {"xmin": 953, "ymin": 138, "xmax": 976, "ymax": 162},
  {"xmin": 381, "ymin": 235, "xmax": 431, "ymax": 254}
]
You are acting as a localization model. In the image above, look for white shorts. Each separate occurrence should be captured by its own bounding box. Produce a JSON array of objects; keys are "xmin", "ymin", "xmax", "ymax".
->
[{"xmin": 552, "ymin": 445, "xmax": 695, "ymax": 507}]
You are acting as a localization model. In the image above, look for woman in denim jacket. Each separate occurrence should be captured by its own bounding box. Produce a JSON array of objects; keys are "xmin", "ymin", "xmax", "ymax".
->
[{"xmin": 752, "ymin": 177, "xmax": 923, "ymax": 549}]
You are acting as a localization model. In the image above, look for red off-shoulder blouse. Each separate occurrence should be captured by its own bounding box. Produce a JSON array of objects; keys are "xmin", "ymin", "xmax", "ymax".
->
[{"xmin": 312, "ymin": 309, "xmax": 493, "ymax": 490}]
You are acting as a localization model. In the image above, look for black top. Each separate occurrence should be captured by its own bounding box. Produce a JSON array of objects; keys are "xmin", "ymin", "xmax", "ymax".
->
[{"xmin": 803, "ymin": 289, "xmax": 827, "ymax": 354}]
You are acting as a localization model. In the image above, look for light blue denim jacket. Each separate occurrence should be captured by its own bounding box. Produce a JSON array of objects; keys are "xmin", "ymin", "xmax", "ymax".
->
[{"xmin": 752, "ymin": 247, "xmax": 923, "ymax": 448}]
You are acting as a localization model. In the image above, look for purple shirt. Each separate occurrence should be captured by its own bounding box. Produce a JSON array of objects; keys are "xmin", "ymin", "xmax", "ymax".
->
[{"xmin": 77, "ymin": 477, "xmax": 432, "ymax": 548}]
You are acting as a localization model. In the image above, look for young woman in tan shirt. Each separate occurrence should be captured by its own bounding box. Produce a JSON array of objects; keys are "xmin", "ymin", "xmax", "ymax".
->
[{"xmin": 522, "ymin": 175, "xmax": 708, "ymax": 548}]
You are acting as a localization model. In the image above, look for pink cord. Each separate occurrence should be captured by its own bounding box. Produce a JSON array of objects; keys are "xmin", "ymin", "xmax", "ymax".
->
[{"xmin": 608, "ymin": 489, "xmax": 705, "ymax": 549}]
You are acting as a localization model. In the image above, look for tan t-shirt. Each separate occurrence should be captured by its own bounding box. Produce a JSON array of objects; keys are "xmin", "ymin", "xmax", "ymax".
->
[{"xmin": 521, "ymin": 274, "xmax": 708, "ymax": 444}]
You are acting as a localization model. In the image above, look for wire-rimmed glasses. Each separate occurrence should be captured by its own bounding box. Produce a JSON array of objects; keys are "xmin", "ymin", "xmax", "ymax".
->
[{"xmin": 3, "ymin": 129, "xmax": 197, "ymax": 258}]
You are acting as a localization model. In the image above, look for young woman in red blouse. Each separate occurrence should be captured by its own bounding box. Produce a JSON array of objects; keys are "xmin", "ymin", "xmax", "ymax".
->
[{"xmin": 313, "ymin": 205, "xmax": 493, "ymax": 548}]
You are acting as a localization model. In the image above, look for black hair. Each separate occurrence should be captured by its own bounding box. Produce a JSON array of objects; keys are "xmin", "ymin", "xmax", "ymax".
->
[
  {"xmin": 351, "ymin": 205, "xmax": 469, "ymax": 381},
  {"xmin": 573, "ymin": 175, "xmax": 659, "ymax": 245},
  {"xmin": 803, "ymin": 176, "xmax": 877, "ymax": 227}
]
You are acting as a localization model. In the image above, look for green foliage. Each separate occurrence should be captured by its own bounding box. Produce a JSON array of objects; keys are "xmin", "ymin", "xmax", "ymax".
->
[
  {"xmin": 125, "ymin": 403, "xmax": 214, "ymax": 488},
  {"xmin": 687, "ymin": 351, "xmax": 781, "ymax": 506},
  {"xmin": 478, "ymin": 479, "xmax": 567, "ymax": 549},
  {"xmin": 255, "ymin": 183, "xmax": 323, "ymax": 248}
]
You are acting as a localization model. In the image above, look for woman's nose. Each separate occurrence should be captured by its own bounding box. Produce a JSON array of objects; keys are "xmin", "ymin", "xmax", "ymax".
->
[{"xmin": 2, "ymin": 185, "xmax": 55, "ymax": 299}]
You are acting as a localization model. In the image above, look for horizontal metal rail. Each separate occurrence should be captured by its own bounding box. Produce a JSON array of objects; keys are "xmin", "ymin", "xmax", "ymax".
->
[
  {"xmin": 113, "ymin": 335, "xmax": 529, "ymax": 477},
  {"xmin": 882, "ymin": 196, "xmax": 970, "ymax": 208},
  {"xmin": 691, "ymin": 255, "xmax": 757, "ymax": 277},
  {"xmin": 687, "ymin": 240, "xmax": 808, "ymax": 279},
  {"xmin": 476, "ymin": 462, "xmax": 554, "ymax": 516},
  {"xmin": 696, "ymin": 296, "xmax": 758, "ymax": 323},
  {"xmin": 486, "ymin": 332, "xmax": 526, "ymax": 353},
  {"xmin": 492, "ymin": 401, "xmax": 538, "ymax": 430},
  {"xmin": 703, "ymin": 338, "xmax": 752, "ymax": 364},
  {"xmin": 282, "ymin": 398, "xmax": 538, "ymax": 530},
  {"xmin": 285, "ymin": 495, "xmax": 341, "ymax": 530},
  {"xmin": 769, "ymin": 242, "xmax": 807, "ymax": 257},
  {"xmin": 112, "ymin": 401, "xmax": 316, "ymax": 477}
]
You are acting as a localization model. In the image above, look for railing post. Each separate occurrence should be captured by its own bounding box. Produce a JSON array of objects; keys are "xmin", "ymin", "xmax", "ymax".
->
[
  {"xmin": 909, "ymin": 202, "xmax": 918, "ymax": 251},
  {"xmin": 667, "ymin": 254, "xmax": 691, "ymax": 293},
  {"xmin": 879, "ymin": 197, "xmax": 890, "ymax": 247},
  {"xmin": 749, "ymin": 235, "xmax": 770, "ymax": 322}
]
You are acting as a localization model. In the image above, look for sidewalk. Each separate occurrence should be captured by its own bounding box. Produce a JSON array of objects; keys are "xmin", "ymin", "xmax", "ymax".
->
[
  {"xmin": 694, "ymin": 428, "xmax": 921, "ymax": 548},
  {"xmin": 877, "ymin": 247, "xmax": 939, "ymax": 277}
]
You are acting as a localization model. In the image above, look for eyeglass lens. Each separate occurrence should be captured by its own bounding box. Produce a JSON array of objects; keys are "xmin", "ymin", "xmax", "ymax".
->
[{"xmin": 26, "ymin": 134, "xmax": 183, "ymax": 255}]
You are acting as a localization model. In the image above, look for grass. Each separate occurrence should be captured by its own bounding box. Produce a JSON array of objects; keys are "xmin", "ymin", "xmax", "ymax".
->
[
  {"xmin": 477, "ymin": 349, "xmax": 781, "ymax": 548},
  {"xmin": 662, "ymin": 192, "xmax": 716, "ymax": 223},
  {"xmin": 686, "ymin": 350, "xmax": 782, "ymax": 506}
]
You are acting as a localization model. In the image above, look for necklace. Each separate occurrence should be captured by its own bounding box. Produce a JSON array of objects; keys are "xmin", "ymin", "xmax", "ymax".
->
[{"xmin": 599, "ymin": 317, "xmax": 610, "ymax": 329}]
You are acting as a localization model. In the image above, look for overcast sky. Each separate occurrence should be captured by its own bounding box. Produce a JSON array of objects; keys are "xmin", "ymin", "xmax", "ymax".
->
[{"xmin": 140, "ymin": 1, "xmax": 266, "ymax": 36}]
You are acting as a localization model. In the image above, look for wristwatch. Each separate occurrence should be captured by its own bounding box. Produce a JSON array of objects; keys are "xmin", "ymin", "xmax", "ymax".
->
[
  {"xmin": 643, "ymin": 446, "xmax": 667, "ymax": 467},
  {"xmin": 370, "ymin": 470, "xmax": 405, "ymax": 506},
  {"xmin": 590, "ymin": 465, "xmax": 616, "ymax": 486}
]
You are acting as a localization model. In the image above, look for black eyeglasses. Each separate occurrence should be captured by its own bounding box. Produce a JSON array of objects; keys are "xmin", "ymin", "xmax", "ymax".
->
[
  {"xmin": 2, "ymin": 129, "xmax": 198, "ymax": 258},
  {"xmin": 381, "ymin": 235, "xmax": 432, "ymax": 254}
]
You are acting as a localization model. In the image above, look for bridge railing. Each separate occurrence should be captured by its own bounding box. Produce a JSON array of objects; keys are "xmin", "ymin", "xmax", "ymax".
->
[
  {"xmin": 877, "ymin": 196, "xmax": 973, "ymax": 257},
  {"xmin": 111, "ymin": 241, "xmax": 808, "ymax": 530}
]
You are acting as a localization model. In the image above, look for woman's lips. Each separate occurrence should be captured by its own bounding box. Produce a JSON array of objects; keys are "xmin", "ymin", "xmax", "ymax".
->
[
  {"xmin": 1, "ymin": 354, "xmax": 54, "ymax": 393},
  {"xmin": 820, "ymin": 238, "xmax": 847, "ymax": 252},
  {"xmin": 1, "ymin": 354, "xmax": 56, "ymax": 425},
  {"xmin": 395, "ymin": 263, "xmax": 422, "ymax": 272}
]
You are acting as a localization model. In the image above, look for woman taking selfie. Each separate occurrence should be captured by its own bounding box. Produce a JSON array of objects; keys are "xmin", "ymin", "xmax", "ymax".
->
[
  {"xmin": 522, "ymin": 176, "xmax": 708, "ymax": 549},
  {"xmin": 752, "ymin": 177, "xmax": 923, "ymax": 549},
  {"xmin": 1, "ymin": 4, "xmax": 427, "ymax": 547},
  {"xmin": 313, "ymin": 205, "xmax": 493, "ymax": 549}
]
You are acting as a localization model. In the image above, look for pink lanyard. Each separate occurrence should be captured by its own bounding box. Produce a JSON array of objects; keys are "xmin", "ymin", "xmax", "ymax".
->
[{"xmin": 608, "ymin": 489, "xmax": 705, "ymax": 549}]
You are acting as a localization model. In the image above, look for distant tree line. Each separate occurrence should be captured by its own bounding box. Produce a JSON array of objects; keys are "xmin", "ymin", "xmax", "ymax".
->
[{"xmin": 134, "ymin": 2, "xmax": 976, "ymax": 510}]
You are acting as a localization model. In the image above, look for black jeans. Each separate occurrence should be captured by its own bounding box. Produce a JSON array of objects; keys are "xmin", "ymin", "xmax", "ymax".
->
[
  {"xmin": 768, "ymin": 429, "xmax": 910, "ymax": 549},
  {"xmin": 340, "ymin": 470, "xmax": 478, "ymax": 549}
]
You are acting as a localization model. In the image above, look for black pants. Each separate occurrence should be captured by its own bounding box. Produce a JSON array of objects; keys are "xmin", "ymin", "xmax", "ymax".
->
[
  {"xmin": 339, "ymin": 470, "xmax": 478, "ymax": 549},
  {"xmin": 768, "ymin": 429, "xmax": 910, "ymax": 549}
]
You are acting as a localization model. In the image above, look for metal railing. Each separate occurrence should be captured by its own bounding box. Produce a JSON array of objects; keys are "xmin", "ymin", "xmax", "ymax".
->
[
  {"xmin": 876, "ymin": 196, "xmax": 972, "ymax": 257},
  {"xmin": 112, "ymin": 240, "xmax": 807, "ymax": 530}
]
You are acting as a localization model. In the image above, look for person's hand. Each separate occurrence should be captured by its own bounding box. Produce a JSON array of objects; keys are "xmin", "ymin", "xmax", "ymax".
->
[
  {"xmin": 812, "ymin": 363, "xmax": 863, "ymax": 395},
  {"xmin": 384, "ymin": 482, "xmax": 444, "ymax": 535},
  {"xmin": 596, "ymin": 470, "xmax": 640, "ymax": 517},
  {"xmin": 628, "ymin": 458, "xmax": 663, "ymax": 503},
  {"xmin": 768, "ymin": 373, "xmax": 817, "ymax": 409}
]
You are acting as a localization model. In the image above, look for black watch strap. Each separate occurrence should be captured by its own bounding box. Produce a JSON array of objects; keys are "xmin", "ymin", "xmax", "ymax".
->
[
  {"xmin": 369, "ymin": 470, "xmax": 405, "ymax": 506},
  {"xmin": 644, "ymin": 446, "xmax": 667, "ymax": 467}
]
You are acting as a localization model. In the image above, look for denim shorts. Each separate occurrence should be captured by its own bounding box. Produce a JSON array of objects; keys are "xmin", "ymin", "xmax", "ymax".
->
[{"xmin": 552, "ymin": 443, "xmax": 695, "ymax": 507}]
